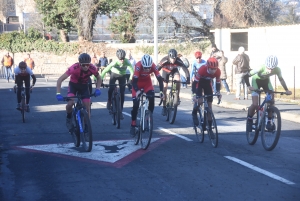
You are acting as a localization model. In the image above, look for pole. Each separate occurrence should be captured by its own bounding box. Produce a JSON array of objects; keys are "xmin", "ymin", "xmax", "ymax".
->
[
  {"xmin": 153, "ymin": 0, "xmax": 158, "ymax": 85},
  {"xmin": 294, "ymin": 66, "xmax": 295, "ymax": 100}
]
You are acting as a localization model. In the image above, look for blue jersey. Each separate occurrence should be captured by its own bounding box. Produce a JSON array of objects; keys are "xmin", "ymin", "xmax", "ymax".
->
[{"xmin": 190, "ymin": 59, "xmax": 206, "ymax": 78}]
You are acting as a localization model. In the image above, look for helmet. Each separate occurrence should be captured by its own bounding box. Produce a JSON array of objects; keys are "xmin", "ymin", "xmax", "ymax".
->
[
  {"xmin": 194, "ymin": 51, "xmax": 202, "ymax": 58},
  {"xmin": 265, "ymin": 55, "xmax": 278, "ymax": 69},
  {"xmin": 78, "ymin": 53, "xmax": 91, "ymax": 64},
  {"xmin": 141, "ymin": 54, "xmax": 153, "ymax": 69},
  {"xmin": 19, "ymin": 61, "xmax": 27, "ymax": 69},
  {"xmin": 116, "ymin": 49, "xmax": 126, "ymax": 60},
  {"xmin": 206, "ymin": 57, "xmax": 218, "ymax": 69},
  {"xmin": 168, "ymin": 49, "xmax": 177, "ymax": 59}
]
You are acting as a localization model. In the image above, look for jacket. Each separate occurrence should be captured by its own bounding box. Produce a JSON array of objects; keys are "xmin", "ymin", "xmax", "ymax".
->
[
  {"xmin": 219, "ymin": 55, "xmax": 228, "ymax": 80},
  {"xmin": 233, "ymin": 53, "xmax": 250, "ymax": 74}
]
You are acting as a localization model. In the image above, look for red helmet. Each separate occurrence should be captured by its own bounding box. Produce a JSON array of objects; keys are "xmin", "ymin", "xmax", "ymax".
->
[
  {"xmin": 207, "ymin": 58, "xmax": 218, "ymax": 69},
  {"xmin": 194, "ymin": 51, "xmax": 202, "ymax": 59}
]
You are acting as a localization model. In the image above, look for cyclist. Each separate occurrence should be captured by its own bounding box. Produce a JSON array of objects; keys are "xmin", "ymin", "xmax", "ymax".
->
[
  {"xmin": 191, "ymin": 57, "xmax": 221, "ymax": 131},
  {"xmin": 157, "ymin": 49, "xmax": 190, "ymax": 116},
  {"xmin": 190, "ymin": 50, "xmax": 206, "ymax": 81},
  {"xmin": 56, "ymin": 53, "xmax": 102, "ymax": 130},
  {"xmin": 130, "ymin": 54, "xmax": 164, "ymax": 137},
  {"xmin": 100, "ymin": 49, "xmax": 134, "ymax": 119},
  {"xmin": 244, "ymin": 55, "xmax": 292, "ymax": 131},
  {"xmin": 14, "ymin": 61, "xmax": 36, "ymax": 112}
]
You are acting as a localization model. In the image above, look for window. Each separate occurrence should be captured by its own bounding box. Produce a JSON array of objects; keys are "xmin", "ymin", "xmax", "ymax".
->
[{"xmin": 231, "ymin": 32, "xmax": 248, "ymax": 51}]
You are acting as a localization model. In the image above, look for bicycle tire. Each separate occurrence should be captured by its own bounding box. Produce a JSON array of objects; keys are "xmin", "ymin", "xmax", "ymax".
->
[
  {"xmin": 71, "ymin": 110, "xmax": 80, "ymax": 147},
  {"xmin": 80, "ymin": 109, "xmax": 93, "ymax": 152},
  {"xmin": 111, "ymin": 97, "xmax": 116, "ymax": 125},
  {"xmin": 168, "ymin": 91, "xmax": 178, "ymax": 124},
  {"xmin": 206, "ymin": 108, "xmax": 218, "ymax": 148},
  {"xmin": 140, "ymin": 110, "xmax": 153, "ymax": 150},
  {"xmin": 246, "ymin": 110, "xmax": 259, "ymax": 145},
  {"xmin": 134, "ymin": 108, "xmax": 141, "ymax": 145},
  {"xmin": 261, "ymin": 106, "xmax": 281, "ymax": 151},
  {"xmin": 194, "ymin": 108, "xmax": 204, "ymax": 143},
  {"xmin": 115, "ymin": 94, "xmax": 121, "ymax": 129},
  {"xmin": 21, "ymin": 95, "xmax": 25, "ymax": 123}
]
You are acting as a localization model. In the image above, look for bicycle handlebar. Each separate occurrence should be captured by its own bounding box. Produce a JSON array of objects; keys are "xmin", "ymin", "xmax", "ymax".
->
[
  {"xmin": 251, "ymin": 89, "xmax": 289, "ymax": 95},
  {"xmin": 102, "ymin": 83, "xmax": 129, "ymax": 88},
  {"xmin": 62, "ymin": 92, "xmax": 96, "ymax": 101},
  {"xmin": 137, "ymin": 89, "xmax": 163, "ymax": 106}
]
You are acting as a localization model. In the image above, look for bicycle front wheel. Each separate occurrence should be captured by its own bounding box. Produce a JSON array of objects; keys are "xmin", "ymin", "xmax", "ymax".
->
[
  {"xmin": 194, "ymin": 108, "xmax": 204, "ymax": 143},
  {"xmin": 206, "ymin": 108, "xmax": 218, "ymax": 148},
  {"xmin": 71, "ymin": 111, "xmax": 80, "ymax": 147},
  {"xmin": 115, "ymin": 94, "xmax": 121, "ymax": 129},
  {"xmin": 246, "ymin": 111, "xmax": 259, "ymax": 145},
  {"xmin": 140, "ymin": 110, "xmax": 153, "ymax": 150},
  {"xmin": 21, "ymin": 96, "xmax": 26, "ymax": 123},
  {"xmin": 261, "ymin": 106, "xmax": 281, "ymax": 151},
  {"xmin": 80, "ymin": 109, "xmax": 93, "ymax": 152},
  {"xmin": 168, "ymin": 91, "xmax": 178, "ymax": 124}
]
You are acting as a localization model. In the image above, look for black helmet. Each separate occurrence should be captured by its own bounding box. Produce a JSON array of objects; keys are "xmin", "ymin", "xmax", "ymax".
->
[
  {"xmin": 116, "ymin": 49, "xmax": 126, "ymax": 60},
  {"xmin": 78, "ymin": 53, "xmax": 91, "ymax": 64},
  {"xmin": 168, "ymin": 49, "xmax": 177, "ymax": 59},
  {"xmin": 19, "ymin": 61, "xmax": 27, "ymax": 69}
]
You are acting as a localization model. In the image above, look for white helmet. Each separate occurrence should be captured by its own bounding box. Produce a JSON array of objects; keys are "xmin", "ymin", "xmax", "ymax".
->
[
  {"xmin": 141, "ymin": 54, "xmax": 153, "ymax": 69},
  {"xmin": 265, "ymin": 55, "xmax": 278, "ymax": 69}
]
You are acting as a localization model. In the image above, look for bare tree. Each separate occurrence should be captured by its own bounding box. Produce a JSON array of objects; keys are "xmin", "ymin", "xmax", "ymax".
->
[{"xmin": 219, "ymin": 0, "xmax": 281, "ymax": 27}]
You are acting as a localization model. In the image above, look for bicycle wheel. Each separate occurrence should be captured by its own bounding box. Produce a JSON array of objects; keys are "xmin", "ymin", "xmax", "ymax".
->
[
  {"xmin": 140, "ymin": 110, "xmax": 153, "ymax": 150},
  {"xmin": 80, "ymin": 109, "xmax": 93, "ymax": 152},
  {"xmin": 246, "ymin": 111, "xmax": 259, "ymax": 145},
  {"xmin": 115, "ymin": 94, "xmax": 121, "ymax": 129},
  {"xmin": 206, "ymin": 108, "xmax": 218, "ymax": 148},
  {"xmin": 21, "ymin": 95, "xmax": 25, "ymax": 123},
  {"xmin": 261, "ymin": 106, "xmax": 281, "ymax": 151},
  {"xmin": 70, "ymin": 110, "xmax": 80, "ymax": 147},
  {"xmin": 134, "ymin": 108, "xmax": 141, "ymax": 145},
  {"xmin": 111, "ymin": 97, "xmax": 116, "ymax": 125},
  {"xmin": 168, "ymin": 91, "xmax": 178, "ymax": 124},
  {"xmin": 194, "ymin": 108, "xmax": 204, "ymax": 143}
]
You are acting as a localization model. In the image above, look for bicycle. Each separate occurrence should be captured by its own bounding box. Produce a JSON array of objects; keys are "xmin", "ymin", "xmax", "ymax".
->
[
  {"xmin": 104, "ymin": 83, "xmax": 127, "ymax": 129},
  {"xmin": 133, "ymin": 89, "xmax": 162, "ymax": 150},
  {"xmin": 246, "ymin": 89, "xmax": 288, "ymax": 151},
  {"xmin": 164, "ymin": 75, "xmax": 186, "ymax": 124},
  {"xmin": 14, "ymin": 86, "xmax": 32, "ymax": 123},
  {"xmin": 62, "ymin": 93, "xmax": 95, "ymax": 152},
  {"xmin": 193, "ymin": 94, "xmax": 221, "ymax": 148}
]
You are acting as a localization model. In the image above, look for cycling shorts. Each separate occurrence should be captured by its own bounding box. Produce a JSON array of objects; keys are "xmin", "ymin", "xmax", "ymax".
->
[{"xmin": 68, "ymin": 81, "xmax": 90, "ymax": 102}]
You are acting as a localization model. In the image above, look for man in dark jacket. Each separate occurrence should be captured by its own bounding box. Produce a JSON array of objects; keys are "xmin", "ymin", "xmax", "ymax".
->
[{"xmin": 232, "ymin": 46, "xmax": 250, "ymax": 100}]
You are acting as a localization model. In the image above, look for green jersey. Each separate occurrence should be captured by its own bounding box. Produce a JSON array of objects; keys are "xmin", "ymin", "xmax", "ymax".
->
[
  {"xmin": 100, "ymin": 59, "xmax": 133, "ymax": 79},
  {"xmin": 250, "ymin": 65, "xmax": 283, "ymax": 80}
]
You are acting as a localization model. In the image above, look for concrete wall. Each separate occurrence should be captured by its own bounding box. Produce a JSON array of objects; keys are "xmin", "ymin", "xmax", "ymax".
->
[{"xmin": 213, "ymin": 24, "xmax": 300, "ymax": 90}]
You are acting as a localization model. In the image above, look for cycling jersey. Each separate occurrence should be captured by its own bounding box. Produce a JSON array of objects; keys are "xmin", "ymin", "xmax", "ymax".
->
[
  {"xmin": 14, "ymin": 67, "xmax": 34, "ymax": 77},
  {"xmin": 131, "ymin": 61, "xmax": 163, "ymax": 97},
  {"xmin": 190, "ymin": 59, "xmax": 206, "ymax": 79},
  {"xmin": 66, "ymin": 63, "xmax": 99, "ymax": 84},
  {"xmin": 192, "ymin": 65, "xmax": 221, "ymax": 102},
  {"xmin": 158, "ymin": 56, "xmax": 190, "ymax": 81},
  {"xmin": 249, "ymin": 65, "xmax": 283, "ymax": 80},
  {"xmin": 100, "ymin": 59, "xmax": 133, "ymax": 79}
]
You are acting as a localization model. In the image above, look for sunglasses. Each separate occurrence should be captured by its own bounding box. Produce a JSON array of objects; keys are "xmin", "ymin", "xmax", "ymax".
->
[
  {"xmin": 196, "ymin": 57, "xmax": 201, "ymax": 59},
  {"xmin": 80, "ymin": 63, "xmax": 90, "ymax": 67},
  {"xmin": 119, "ymin": 58, "xmax": 125, "ymax": 61}
]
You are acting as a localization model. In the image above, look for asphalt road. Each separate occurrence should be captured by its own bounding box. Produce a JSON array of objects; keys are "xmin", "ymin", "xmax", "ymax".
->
[{"xmin": 0, "ymin": 79, "xmax": 300, "ymax": 201}]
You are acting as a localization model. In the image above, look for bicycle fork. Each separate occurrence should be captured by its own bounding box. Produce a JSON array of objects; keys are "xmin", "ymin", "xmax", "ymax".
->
[
  {"xmin": 76, "ymin": 109, "xmax": 84, "ymax": 133},
  {"xmin": 141, "ymin": 100, "xmax": 149, "ymax": 132}
]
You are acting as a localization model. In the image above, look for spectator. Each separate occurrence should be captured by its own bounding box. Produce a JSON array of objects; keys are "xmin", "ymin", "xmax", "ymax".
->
[
  {"xmin": 217, "ymin": 50, "xmax": 230, "ymax": 95},
  {"xmin": 99, "ymin": 51, "xmax": 108, "ymax": 72},
  {"xmin": 24, "ymin": 53, "xmax": 35, "ymax": 70},
  {"xmin": 210, "ymin": 44, "xmax": 221, "ymax": 93},
  {"xmin": 210, "ymin": 43, "xmax": 220, "ymax": 58},
  {"xmin": 126, "ymin": 50, "xmax": 136, "ymax": 91},
  {"xmin": 1, "ymin": 52, "xmax": 14, "ymax": 82},
  {"xmin": 233, "ymin": 46, "xmax": 251, "ymax": 100},
  {"xmin": 190, "ymin": 50, "xmax": 206, "ymax": 81},
  {"xmin": 91, "ymin": 53, "xmax": 99, "ymax": 67}
]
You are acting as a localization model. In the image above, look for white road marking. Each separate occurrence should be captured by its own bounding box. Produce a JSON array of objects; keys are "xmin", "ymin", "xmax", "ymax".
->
[
  {"xmin": 158, "ymin": 127, "xmax": 193, "ymax": 141},
  {"xmin": 224, "ymin": 156, "xmax": 295, "ymax": 185},
  {"xmin": 19, "ymin": 139, "xmax": 159, "ymax": 163}
]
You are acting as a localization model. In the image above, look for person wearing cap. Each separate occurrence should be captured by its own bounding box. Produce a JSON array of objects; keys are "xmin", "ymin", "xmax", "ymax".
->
[
  {"xmin": 233, "ymin": 46, "xmax": 250, "ymax": 100},
  {"xmin": 14, "ymin": 61, "xmax": 36, "ymax": 112}
]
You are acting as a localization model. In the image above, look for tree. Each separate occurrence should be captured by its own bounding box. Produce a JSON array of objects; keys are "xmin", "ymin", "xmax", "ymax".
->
[
  {"xmin": 218, "ymin": 0, "xmax": 282, "ymax": 27},
  {"xmin": 34, "ymin": 0, "xmax": 79, "ymax": 42},
  {"xmin": 277, "ymin": 0, "xmax": 300, "ymax": 24}
]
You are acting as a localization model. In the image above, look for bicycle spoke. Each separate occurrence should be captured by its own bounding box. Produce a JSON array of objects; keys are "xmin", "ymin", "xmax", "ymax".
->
[
  {"xmin": 80, "ymin": 110, "xmax": 93, "ymax": 152},
  {"xmin": 206, "ymin": 108, "xmax": 218, "ymax": 148},
  {"xmin": 140, "ymin": 110, "xmax": 153, "ymax": 150}
]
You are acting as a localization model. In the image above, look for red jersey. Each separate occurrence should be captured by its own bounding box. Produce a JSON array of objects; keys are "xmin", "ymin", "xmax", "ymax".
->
[
  {"xmin": 133, "ymin": 61, "xmax": 161, "ymax": 82},
  {"xmin": 194, "ymin": 65, "xmax": 221, "ymax": 83}
]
